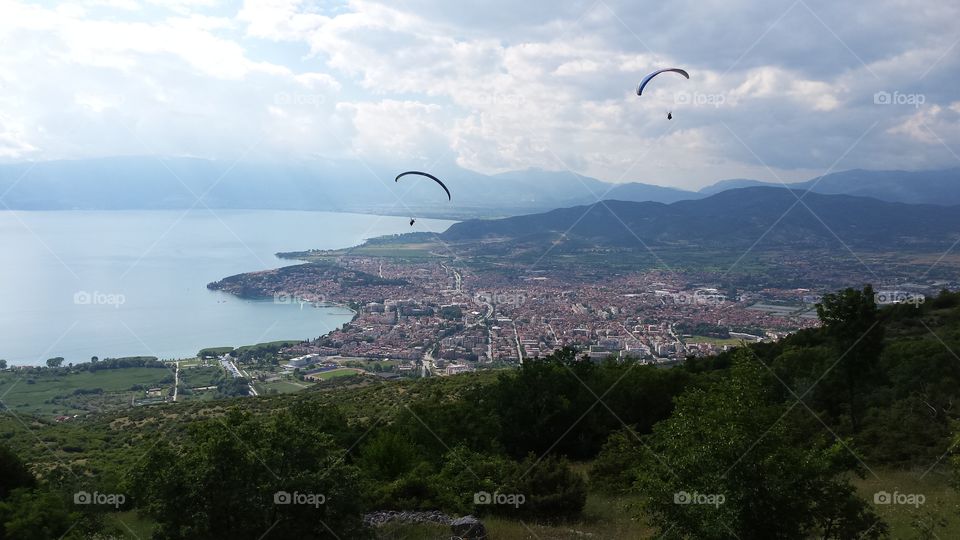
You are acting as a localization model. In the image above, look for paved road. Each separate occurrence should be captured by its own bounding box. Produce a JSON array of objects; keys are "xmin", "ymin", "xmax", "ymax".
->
[{"xmin": 173, "ymin": 361, "xmax": 179, "ymax": 402}]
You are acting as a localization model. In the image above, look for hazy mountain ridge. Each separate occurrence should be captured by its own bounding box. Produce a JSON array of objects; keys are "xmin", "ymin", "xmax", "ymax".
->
[
  {"xmin": 0, "ymin": 157, "xmax": 957, "ymax": 215},
  {"xmin": 442, "ymin": 187, "xmax": 960, "ymax": 250}
]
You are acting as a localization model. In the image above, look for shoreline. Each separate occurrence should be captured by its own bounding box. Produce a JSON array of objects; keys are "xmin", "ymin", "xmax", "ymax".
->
[{"xmin": 3, "ymin": 299, "xmax": 358, "ymax": 369}]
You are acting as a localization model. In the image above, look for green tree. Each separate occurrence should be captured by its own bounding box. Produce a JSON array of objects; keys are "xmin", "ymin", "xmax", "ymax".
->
[
  {"xmin": 431, "ymin": 446, "xmax": 587, "ymax": 521},
  {"xmin": 491, "ymin": 348, "xmax": 689, "ymax": 460},
  {"xmin": 815, "ymin": 285, "xmax": 885, "ymax": 432},
  {"xmin": 0, "ymin": 360, "xmax": 6, "ymax": 370},
  {"xmin": 45, "ymin": 357, "xmax": 64, "ymax": 368},
  {"xmin": 0, "ymin": 489, "xmax": 87, "ymax": 540},
  {"xmin": 127, "ymin": 403, "xmax": 367, "ymax": 539},
  {"xmin": 633, "ymin": 351, "xmax": 885, "ymax": 539},
  {"xmin": 0, "ymin": 445, "xmax": 35, "ymax": 501}
]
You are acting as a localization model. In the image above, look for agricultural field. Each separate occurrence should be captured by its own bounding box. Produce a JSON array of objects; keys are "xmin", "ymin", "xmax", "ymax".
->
[
  {"xmin": 0, "ymin": 367, "xmax": 173, "ymax": 417},
  {"xmin": 178, "ymin": 365, "xmax": 223, "ymax": 388},
  {"xmin": 308, "ymin": 367, "xmax": 364, "ymax": 380}
]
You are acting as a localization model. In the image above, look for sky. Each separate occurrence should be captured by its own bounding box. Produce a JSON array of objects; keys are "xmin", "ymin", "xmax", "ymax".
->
[{"xmin": 0, "ymin": 0, "xmax": 957, "ymax": 189}]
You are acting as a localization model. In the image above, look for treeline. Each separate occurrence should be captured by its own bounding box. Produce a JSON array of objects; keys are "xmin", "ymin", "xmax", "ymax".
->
[{"xmin": 12, "ymin": 356, "xmax": 164, "ymax": 374}]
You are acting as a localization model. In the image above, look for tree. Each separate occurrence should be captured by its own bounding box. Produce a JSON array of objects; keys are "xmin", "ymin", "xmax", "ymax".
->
[
  {"xmin": 45, "ymin": 357, "xmax": 64, "ymax": 368},
  {"xmin": 0, "ymin": 360, "xmax": 6, "ymax": 370},
  {"xmin": 0, "ymin": 445, "xmax": 35, "ymax": 501},
  {"xmin": 127, "ymin": 403, "xmax": 367, "ymax": 539},
  {"xmin": 815, "ymin": 285, "xmax": 885, "ymax": 432},
  {"xmin": 0, "ymin": 489, "xmax": 88, "ymax": 540},
  {"xmin": 431, "ymin": 446, "xmax": 587, "ymax": 521},
  {"xmin": 632, "ymin": 351, "xmax": 886, "ymax": 539}
]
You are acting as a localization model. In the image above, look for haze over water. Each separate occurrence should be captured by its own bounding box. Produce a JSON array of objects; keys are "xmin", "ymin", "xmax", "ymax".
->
[{"xmin": 0, "ymin": 210, "xmax": 454, "ymax": 366}]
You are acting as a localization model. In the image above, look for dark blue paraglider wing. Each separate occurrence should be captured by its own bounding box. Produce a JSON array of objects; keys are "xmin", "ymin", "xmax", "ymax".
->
[
  {"xmin": 395, "ymin": 171, "xmax": 451, "ymax": 201},
  {"xmin": 637, "ymin": 68, "xmax": 690, "ymax": 96}
]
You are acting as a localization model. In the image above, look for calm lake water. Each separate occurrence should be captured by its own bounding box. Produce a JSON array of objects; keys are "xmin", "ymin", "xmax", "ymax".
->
[{"xmin": 0, "ymin": 210, "xmax": 454, "ymax": 366}]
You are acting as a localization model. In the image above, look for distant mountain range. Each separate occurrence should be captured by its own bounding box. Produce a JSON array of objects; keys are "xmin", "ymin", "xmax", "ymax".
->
[
  {"xmin": 697, "ymin": 168, "xmax": 960, "ymax": 206},
  {"xmin": 442, "ymin": 187, "xmax": 960, "ymax": 251},
  {"xmin": 0, "ymin": 157, "xmax": 957, "ymax": 216}
]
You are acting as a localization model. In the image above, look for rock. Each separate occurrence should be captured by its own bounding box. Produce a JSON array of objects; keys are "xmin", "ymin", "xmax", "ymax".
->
[
  {"xmin": 450, "ymin": 515, "xmax": 486, "ymax": 539},
  {"xmin": 363, "ymin": 510, "xmax": 452, "ymax": 528}
]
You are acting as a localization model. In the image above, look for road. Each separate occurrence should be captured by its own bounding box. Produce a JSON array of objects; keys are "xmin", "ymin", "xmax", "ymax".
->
[
  {"xmin": 173, "ymin": 361, "xmax": 179, "ymax": 402},
  {"xmin": 513, "ymin": 321, "xmax": 524, "ymax": 364},
  {"xmin": 439, "ymin": 263, "xmax": 462, "ymax": 292},
  {"xmin": 219, "ymin": 355, "xmax": 259, "ymax": 396},
  {"xmin": 421, "ymin": 350, "xmax": 436, "ymax": 377}
]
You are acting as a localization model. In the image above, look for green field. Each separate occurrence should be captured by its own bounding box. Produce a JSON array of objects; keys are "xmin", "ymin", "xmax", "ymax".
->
[
  {"xmin": 178, "ymin": 365, "xmax": 224, "ymax": 388},
  {"xmin": 310, "ymin": 368, "xmax": 363, "ymax": 380},
  {"xmin": 685, "ymin": 335, "xmax": 744, "ymax": 346},
  {"xmin": 254, "ymin": 379, "xmax": 313, "ymax": 394},
  {"xmin": 0, "ymin": 367, "xmax": 173, "ymax": 416}
]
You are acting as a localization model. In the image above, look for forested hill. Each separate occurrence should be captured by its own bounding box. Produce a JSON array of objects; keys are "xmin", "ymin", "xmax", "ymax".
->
[{"xmin": 442, "ymin": 187, "xmax": 960, "ymax": 250}]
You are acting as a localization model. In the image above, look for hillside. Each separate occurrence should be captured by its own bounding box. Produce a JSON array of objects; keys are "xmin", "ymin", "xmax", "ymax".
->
[
  {"xmin": 2, "ymin": 289, "xmax": 960, "ymax": 538},
  {"xmin": 699, "ymin": 168, "xmax": 960, "ymax": 205},
  {"xmin": 442, "ymin": 187, "xmax": 960, "ymax": 250}
]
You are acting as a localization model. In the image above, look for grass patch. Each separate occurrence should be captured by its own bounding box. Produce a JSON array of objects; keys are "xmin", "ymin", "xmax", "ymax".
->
[
  {"xmin": 854, "ymin": 469, "xmax": 958, "ymax": 538},
  {"xmin": 179, "ymin": 365, "xmax": 224, "ymax": 388},
  {"xmin": 685, "ymin": 335, "xmax": 743, "ymax": 346},
  {"xmin": 310, "ymin": 368, "xmax": 363, "ymax": 380},
  {"xmin": 255, "ymin": 379, "xmax": 313, "ymax": 395}
]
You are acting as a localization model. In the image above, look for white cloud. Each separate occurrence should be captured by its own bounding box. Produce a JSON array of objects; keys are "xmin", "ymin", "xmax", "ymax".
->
[{"xmin": 0, "ymin": 0, "xmax": 956, "ymax": 188}]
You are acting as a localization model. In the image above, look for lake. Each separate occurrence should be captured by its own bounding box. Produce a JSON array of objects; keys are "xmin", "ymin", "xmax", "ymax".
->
[{"xmin": 0, "ymin": 210, "xmax": 454, "ymax": 366}]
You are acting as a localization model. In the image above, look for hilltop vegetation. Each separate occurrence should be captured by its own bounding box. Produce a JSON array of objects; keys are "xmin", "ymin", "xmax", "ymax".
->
[{"xmin": 2, "ymin": 288, "xmax": 960, "ymax": 538}]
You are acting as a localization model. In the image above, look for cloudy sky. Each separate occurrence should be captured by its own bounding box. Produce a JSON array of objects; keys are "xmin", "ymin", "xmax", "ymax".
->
[{"xmin": 0, "ymin": 0, "xmax": 957, "ymax": 189}]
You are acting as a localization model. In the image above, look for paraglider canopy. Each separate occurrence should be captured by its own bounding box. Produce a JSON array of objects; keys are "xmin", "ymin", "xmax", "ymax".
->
[
  {"xmin": 637, "ymin": 68, "xmax": 690, "ymax": 96},
  {"xmin": 395, "ymin": 171, "xmax": 451, "ymax": 201}
]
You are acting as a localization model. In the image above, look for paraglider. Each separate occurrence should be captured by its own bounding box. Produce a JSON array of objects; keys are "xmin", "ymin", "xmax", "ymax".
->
[
  {"xmin": 667, "ymin": 112, "xmax": 673, "ymax": 120},
  {"xmin": 636, "ymin": 68, "xmax": 690, "ymax": 96},
  {"xmin": 409, "ymin": 218, "xmax": 416, "ymax": 226},
  {"xmin": 395, "ymin": 171, "xmax": 451, "ymax": 200}
]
